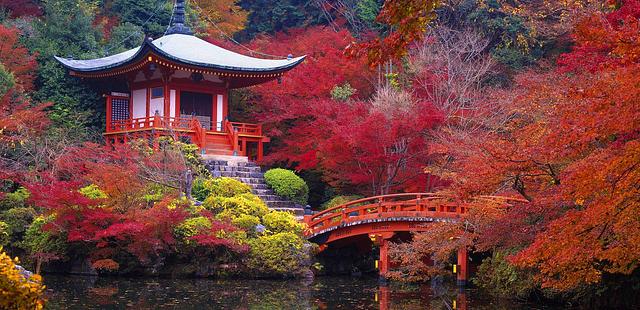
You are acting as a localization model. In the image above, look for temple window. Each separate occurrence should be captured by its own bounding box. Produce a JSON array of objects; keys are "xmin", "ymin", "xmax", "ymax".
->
[{"xmin": 151, "ymin": 87, "xmax": 164, "ymax": 99}]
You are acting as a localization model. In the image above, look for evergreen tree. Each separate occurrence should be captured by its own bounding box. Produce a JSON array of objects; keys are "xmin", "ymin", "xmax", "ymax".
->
[
  {"xmin": 28, "ymin": 0, "xmax": 104, "ymax": 133},
  {"xmin": 237, "ymin": 0, "xmax": 324, "ymax": 39},
  {"xmin": 110, "ymin": 0, "xmax": 172, "ymax": 38}
]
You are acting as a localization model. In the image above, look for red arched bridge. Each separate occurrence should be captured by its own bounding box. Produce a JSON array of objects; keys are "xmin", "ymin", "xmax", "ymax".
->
[{"xmin": 303, "ymin": 193, "xmax": 525, "ymax": 284}]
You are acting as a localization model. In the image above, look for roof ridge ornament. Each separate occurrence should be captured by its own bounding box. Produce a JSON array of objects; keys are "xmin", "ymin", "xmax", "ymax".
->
[{"xmin": 166, "ymin": 0, "xmax": 193, "ymax": 35}]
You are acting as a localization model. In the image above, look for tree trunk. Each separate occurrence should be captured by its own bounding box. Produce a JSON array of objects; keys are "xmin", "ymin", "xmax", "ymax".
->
[{"xmin": 35, "ymin": 258, "xmax": 42, "ymax": 275}]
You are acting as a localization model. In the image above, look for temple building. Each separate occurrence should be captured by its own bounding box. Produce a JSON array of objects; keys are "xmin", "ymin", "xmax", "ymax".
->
[{"xmin": 55, "ymin": 0, "xmax": 304, "ymax": 161}]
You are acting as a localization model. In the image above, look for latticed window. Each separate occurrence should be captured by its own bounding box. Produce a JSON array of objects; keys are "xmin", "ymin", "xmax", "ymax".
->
[{"xmin": 111, "ymin": 98, "xmax": 130, "ymax": 121}]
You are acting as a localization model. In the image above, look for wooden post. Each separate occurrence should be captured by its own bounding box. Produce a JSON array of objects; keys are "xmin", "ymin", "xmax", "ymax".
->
[
  {"xmin": 378, "ymin": 286, "xmax": 390, "ymax": 310},
  {"xmin": 105, "ymin": 95, "xmax": 112, "ymax": 133},
  {"xmin": 257, "ymin": 140, "xmax": 264, "ymax": 161},
  {"xmin": 379, "ymin": 238, "xmax": 390, "ymax": 279},
  {"xmin": 456, "ymin": 289, "xmax": 468, "ymax": 310},
  {"xmin": 232, "ymin": 128, "xmax": 239, "ymax": 156},
  {"xmin": 164, "ymin": 84, "xmax": 170, "ymax": 120},
  {"xmin": 457, "ymin": 248, "xmax": 468, "ymax": 286}
]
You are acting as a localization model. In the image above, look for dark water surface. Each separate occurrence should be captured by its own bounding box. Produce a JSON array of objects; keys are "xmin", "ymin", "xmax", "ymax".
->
[{"xmin": 43, "ymin": 275, "xmax": 552, "ymax": 309}]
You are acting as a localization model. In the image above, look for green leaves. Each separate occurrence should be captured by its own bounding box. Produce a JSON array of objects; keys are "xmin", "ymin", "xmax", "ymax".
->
[{"xmin": 264, "ymin": 168, "xmax": 309, "ymax": 205}]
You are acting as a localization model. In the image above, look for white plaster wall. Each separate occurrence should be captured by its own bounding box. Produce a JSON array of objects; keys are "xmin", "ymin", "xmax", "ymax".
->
[
  {"xmin": 132, "ymin": 89, "xmax": 147, "ymax": 119},
  {"xmin": 170, "ymin": 89, "xmax": 176, "ymax": 118},
  {"xmin": 150, "ymin": 97, "xmax": 164, "ymax": 116},
  {"xmin": 216, "ymin": 94, "xmax": 223, "ymax": 131}
]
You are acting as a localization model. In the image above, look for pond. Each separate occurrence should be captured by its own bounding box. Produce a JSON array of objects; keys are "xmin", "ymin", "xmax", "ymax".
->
[{"xmin": 43, "ymin": 275, "xmax": 553, "ymax": 309}]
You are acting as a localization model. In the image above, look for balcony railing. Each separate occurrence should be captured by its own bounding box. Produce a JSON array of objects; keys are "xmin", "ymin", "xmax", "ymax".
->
[{"xmin": 106, "ymin": 115, "xmax": 262, "ymax": 137}]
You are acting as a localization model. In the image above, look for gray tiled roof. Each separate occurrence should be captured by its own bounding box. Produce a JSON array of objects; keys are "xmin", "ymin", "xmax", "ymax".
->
[{"xmin": 55, "ymin": 34, "xmax": 305, "ymax": 73}]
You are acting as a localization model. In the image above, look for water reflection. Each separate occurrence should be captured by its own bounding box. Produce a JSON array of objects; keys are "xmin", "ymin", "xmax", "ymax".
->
[{"xmin": 43, "ymin": 275, "xmax": 548, "ymax": 309}]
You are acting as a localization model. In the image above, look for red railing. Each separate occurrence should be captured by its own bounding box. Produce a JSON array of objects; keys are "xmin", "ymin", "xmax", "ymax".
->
[
  {"xmin": 229, "ymin": 122, "xmax": 262, "ymax": 136},
  {"xmin": 304, "ymin": 193, "xmax": 527, "ymax": 237},
  {"xmin": 304, "ymin": 193, "xmax": 459, "ymax": 234},
  {"xmin": 106, "ymin": 116, "xmax": 262, "ymax": 137},
  {"xmin": 223, "ymin": 120, "xmax": 239, "ymax": 155},
  {"xmin": 105, "ymin": 115, "xmax": 267, "ymax": 160},
  {"xmin": 108, "ymin": 116, "xmax": 193, "ymax": 133}
]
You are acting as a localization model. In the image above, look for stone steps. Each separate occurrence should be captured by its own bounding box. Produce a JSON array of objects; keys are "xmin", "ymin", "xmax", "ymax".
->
[{"xmin": 203, "ymin": 158, "xmax": 303, "ymax": 213}]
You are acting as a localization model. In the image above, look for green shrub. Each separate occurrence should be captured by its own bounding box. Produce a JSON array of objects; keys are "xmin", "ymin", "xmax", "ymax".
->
[
  {"xmin": 174, "ymin": 216, "xmax": 212, "ymax": 244},
  {"xmin": 1, "ymin": 207, "xmax": 36, "ymax": 241},
  {"xmin": 79, "ymin": 184, "xmax": 107, "ymax": 199},
  {"xmin": 0, "ymin": 221, "xmax": 9, "ymax": 247},
  {"xmin": 192, "ymin": 177, "xmax": 252, "ymax": 201},
  {"xmin": 246, "ymin": 232, "xmax": 311, "ymax": 276},
  {"xmin": 263, "ymin": 169, "xmax": 309, "ymax": 205},
  {"xmin": 262, "ymin": 211, "xmax": 304, "ymax": 235},
  {"xmin": 0, "ymin": 187, "xmax": 30, "ymax": 211},
  {"xmin": 472, "ymin": 251, "xmax": 536, "ymax": 299},
  {"xmin": 231, "ymin": 214, "xmax": 261, "ymax": 232},
  {"xmin": 331, "ymin": 82, "xmax": 356, "ymax": 101},
  {"xmin": 321, "ymin": 195, "xmax": 363, "ymax": 210},
  {"xmin": 206, "ymin": 193, "xmax": 269, "ymax": 220},
  {"xmin": 21, "ymin": 215, "xmax": 66, "ymax": 266}
]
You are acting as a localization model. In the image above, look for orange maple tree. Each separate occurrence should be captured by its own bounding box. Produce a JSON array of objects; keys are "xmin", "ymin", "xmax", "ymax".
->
[{"xmin": 455, "ymin": 1, "xmax": 640, "ymax": 291}]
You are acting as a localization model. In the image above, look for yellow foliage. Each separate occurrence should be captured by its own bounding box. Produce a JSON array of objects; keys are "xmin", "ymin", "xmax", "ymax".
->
[
  {"xmin": 194, "ymin": 0, "xmax": 248, "ymax": 37},
  {"xmin": 0, "ymin": 248, "xmax": 45, "ymax": 309}
]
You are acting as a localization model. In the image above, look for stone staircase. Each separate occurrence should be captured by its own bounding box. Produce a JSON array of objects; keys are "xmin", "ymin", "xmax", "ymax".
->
[{"xmin": 204, "ymin": 157, "xmax": 305, "ymax": 216}]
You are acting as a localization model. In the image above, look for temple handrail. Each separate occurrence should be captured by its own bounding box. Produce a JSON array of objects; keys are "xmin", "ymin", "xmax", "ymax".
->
[
  {"xmin": 107, "ymin": 116, "xmax": 263, "ymax": 136},
  {"xmin": 229, "ymin": 122, "xmax": 262, "ymax": 136},
  {"xmin": 223, "ymin": 120, "xmax": 239, "ymax": 154}
]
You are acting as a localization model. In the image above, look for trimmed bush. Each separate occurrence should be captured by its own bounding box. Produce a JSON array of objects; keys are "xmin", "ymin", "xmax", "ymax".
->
[
  {"xmin": 231, "ymin": 214, "xmax": 261, "ymax": 232},
  {"xmin": 321, "ymin": 195, "xmax": 363, "ymax": 210},
  {"xmin": 206, "ymin": 193, "xmax": 270, "ymax": 221},
  {"xmin": 192, "ymin": 177, "xmax": 251, "ymax": 201},
  {"xmin": 263, "ymin": 168, "xmax": 309, "ymax": 205},
  {"xmin": 262, "ymin": 211, "xmax": 304, "ymax": 235},
  {"xmin": 246, "ymin": 232, "xmax": 310, "ymax": 276}
]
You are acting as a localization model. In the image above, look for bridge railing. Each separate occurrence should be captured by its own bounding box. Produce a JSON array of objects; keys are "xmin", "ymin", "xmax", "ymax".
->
[
  {"xmin": 304, "ymin": 193, "xmax": 528, "ymax": 236},
  {"xmin": 305, "ymin": 193, "xmax": 465, "ymax": 234}
]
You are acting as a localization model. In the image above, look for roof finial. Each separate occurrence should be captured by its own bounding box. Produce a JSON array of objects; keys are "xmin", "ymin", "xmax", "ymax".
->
[{"xmin": 166, "ymin": 0, "xmax": 193, "ymax": 35}]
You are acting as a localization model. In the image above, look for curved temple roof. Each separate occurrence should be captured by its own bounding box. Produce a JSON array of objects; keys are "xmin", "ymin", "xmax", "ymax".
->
[{"xmin": 55, "ymin": 33, "xmax": 305, "ymax": 74}]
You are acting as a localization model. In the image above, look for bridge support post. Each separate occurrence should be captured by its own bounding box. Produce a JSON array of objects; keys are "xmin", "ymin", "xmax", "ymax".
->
[
  {"xmin": 376, "ymin": 232, "xmax": 395, "ymax": 283},
  {"xmin": 456, "ymin": 248, "xmax": 468, "ymax": 286},
  {"xmin": 379, "ymin": 238, "xmax": 390, "ymax": 280},
  {"xmin": 378, "ymin": 286, "xmax": 390, "ymax": 310}
]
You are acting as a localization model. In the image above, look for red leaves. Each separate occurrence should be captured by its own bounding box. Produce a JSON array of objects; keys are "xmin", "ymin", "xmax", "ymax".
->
[
  {"xmin": 248, "ymin": 26, "xmax": 374, "ymax": 125},
  {"xmin": 0, "ymin": 0, "xmax": 42, "ymax": 17},
  {"xmin": 0, "ymin": 24, "xmax": 37, "ymax": 91},
  {"xmin": 26, "ymin": 143, "xmax": 194, "ymax": 265},
  {"xmin": 557, "ymin": 0, "xmax": 640, "ymax": 73}
]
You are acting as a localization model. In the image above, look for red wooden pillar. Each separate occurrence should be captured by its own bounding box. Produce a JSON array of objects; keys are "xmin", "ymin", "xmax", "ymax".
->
[
  {"xmin": 257, "ymin": 140, "xmax": 264, "ymax": 161},
  {"xmin": 457, "ymin": 248, "xmax": 468, "ymax": 286},
  {"xmin": 105, "ymin": 95, "xmax": 112, "ymax": 133},
  {"xmin": 376, "ymin": 232, "xmax": 395, "ymax": 280},
  {"xmin": 163, "ymin": 83, "xmax": 170, "ymax": 121},
  {"xmin": 241, "ymin": 139, "xmax": 247, "ymax": 156},
  {"xmin": 455, "ymin": 290, "xmax": 468, "ymax": 310},
  {"xmin": 378, "ymin": 286, "xmax": 390, "ymax": 310},
  {"xmin": 379, "ymin": 238, "xmax": 390, "ymax": 278}
]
